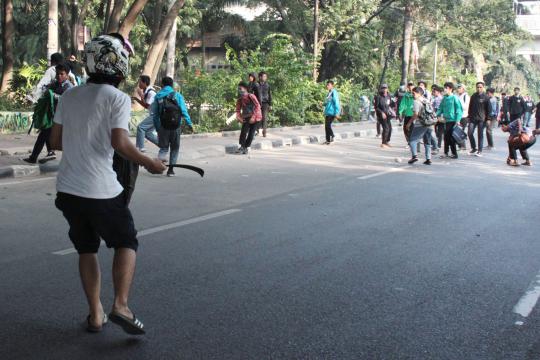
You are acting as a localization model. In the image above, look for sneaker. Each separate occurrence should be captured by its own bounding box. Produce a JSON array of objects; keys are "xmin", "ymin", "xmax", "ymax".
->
[
  {"xmin": 242, "ymin": 147, "xmax": 249, "ymax": 154},
  {"xmin": 323, "ymin": 141, "xmax": 330, "ymax": 145},
  {"xmin": 423, "ymin": 159, "xmax": 432, "ymax": 165},
  {"xmin": 475, "ymin": 152, "xmax": 483, "ymax": 157},
  {"xmin": 408, "ymin": 156, "xmax": 418, "ymax": 164},
  {"xmin": 469, "ymin": 149, "xmax": 477, "ymax": 155},
  {"xmin": 376, "ymin": 134, "xmax": 381, "ymax": 138},
  {"xmin": 440, "ymin": 154, "xmax": 449, "ymax": 159},
  {"xmin": 235, "ymin": 146, "xmax": 244, "ymax": 154},
  {"xmin": 46, "ymin": 151, "xmax": 56, "ymax": 158},
  {"xmin": 522, "ymin": 160, "xmax": 532, "ymax": 166},
  {"xmin": 330, "ymin": 136, "xmax": 335, "ymax": 143},
  {"xmin": 23, "ymin": 157, "xmax": 36, "ymax": 164},
  {"xmin": 167, "ymin": 169, "xmax": 175, "ymax": 177},
  {"xmin": 450, "ymin": 154, "xmax": 458, "ymax": 159},
  {"xmin": 508, "ymin": 160, "xmax": 519, "ymax": 167}
]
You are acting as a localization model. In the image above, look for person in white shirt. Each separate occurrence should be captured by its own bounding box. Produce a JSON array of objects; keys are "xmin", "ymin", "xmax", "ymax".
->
[
  {"xmin": 50, "ymin": 33, "xmax": 165, "ymax": 335},
  {"xmin": 133, "ymin": 75, "xmax": 158, "ymax": 152},
  {"xmin": 27, "ymin": 53, "xmax": 77, "ymax": 103}
]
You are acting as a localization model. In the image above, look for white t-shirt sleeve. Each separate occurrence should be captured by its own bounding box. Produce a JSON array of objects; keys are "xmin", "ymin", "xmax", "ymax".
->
[
  {"xmin": 111, "ymin": 92, "xmax": 131, "ymax": 131},
  {"xmin": 53, "ymin": 96, "xmax": 65, "ymax": 125},
  {"xmin": 146, "ymin": 90, "xmax": 156, "ymax": 106}
]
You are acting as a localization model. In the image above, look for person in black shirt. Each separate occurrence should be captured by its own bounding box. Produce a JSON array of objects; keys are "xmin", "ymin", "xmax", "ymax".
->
[
  {"xmin": 508, "ymin": 87, "xmax": 525, "ymax": 123},
  {"xmin": 500, "ymin": 92, "xmax": 509, "ymax": 126},
  {"xmin": 535, "ymin": 93, "xmax": 540, "ymax": 130},
  {"xmin": 375, "ymin": 84, "xmax": 393, "ymax": 148},
  {"xmin": 467, "ymin": 81, "xmax": 490, "ymax": 156},
  {"xmin": 257, "ymin": 71, "xmax": 272, "ymax": 137}
]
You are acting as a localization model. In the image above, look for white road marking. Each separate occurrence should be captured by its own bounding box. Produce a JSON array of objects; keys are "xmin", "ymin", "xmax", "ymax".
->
[
  {"xmin": 52, "ymin": 208, "xmax": 242, "ymax": 256},
  {"xmin": 513, "ymin": 271, "xmax": 540, "ymax": 325},
  {"xmin": 0, "ymin": 177, "xmax": 55, "ymax": 187},
  {"xmin": 357, "ymin": 167, "xmax": 404, "ymax": 180}
]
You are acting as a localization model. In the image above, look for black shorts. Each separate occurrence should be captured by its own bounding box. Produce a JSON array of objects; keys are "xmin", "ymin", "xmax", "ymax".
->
[{"xmin": 55, "ymin": 192, "xmax": 138, "ymax": 254}]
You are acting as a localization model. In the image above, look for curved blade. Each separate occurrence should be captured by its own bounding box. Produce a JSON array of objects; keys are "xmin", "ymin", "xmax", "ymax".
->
[{"xmin": 168, "ymin": 164, "xmax": 204, "ymax": 177}]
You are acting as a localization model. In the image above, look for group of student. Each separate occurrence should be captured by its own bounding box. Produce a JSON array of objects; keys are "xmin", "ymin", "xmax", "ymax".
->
[{"xmin": 374, "ymin": 80, "xmax": 540, "ymax": 166}]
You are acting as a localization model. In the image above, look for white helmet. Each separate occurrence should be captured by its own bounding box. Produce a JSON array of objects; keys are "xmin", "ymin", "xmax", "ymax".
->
[{"xmin": 83, "ymin": 34, "xmax": 130, "ymax": 79}]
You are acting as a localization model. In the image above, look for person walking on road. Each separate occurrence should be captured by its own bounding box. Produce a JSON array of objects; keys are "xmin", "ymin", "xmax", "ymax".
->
[
  {"xmin": 399, "ymin": 83, "xmax": 414, "ymax": 146},
  {"xmin": 24, "ymin": 63, "xmax": 74, "ymax": 164},
  {"xmin": 523, "ymin": 95, "xmax": 534, "ymax": 128},
  {"xmin": 406, "ymin": 87, "xmax": 436, "ymax": 165},
  {"xmin": 432, "ymin": 85, "xmax": 444, "ymax": 150},
  {"xmin": 500, "ymin": 92, "xmax": 510, "ymax": 126},
  {"xmin": 437, "ymin": 82, "xmax": 463, "ymax": 159},
  {"xmin": 457, "ymin": 84, "xmax": 470, "ymax": 150},
  {"xmin": 151, "ymin": 76, "xmax": 193, "ymax": 177},
  {"xmin": 535, "ymin": 94, "xmax": 540, "ymax": 130},
  {"xmin": 508, "ymin": 87, "xmax": 525, "ymax": 124},
  {"xmin": 375, "ymin": 84, "xmax": 393, "ymax": 148},
  {"xmin": 323, "ymin": 80, "xmax": 341, "ymax": 145},
  {"xmin": 258, "ymin": 71, "xmax": 272, "ymax": 137},
  {"xmin": 134, "ymin": 75, "xmax": 157, "ymax": 153},
  {"xmin": 467, "ymin": 81, "xmax": 490, "ymax": 157},
  {"xmin": 486, "ymin": 88, "xmax": 499, "ymax": 150},
  {"xmin": 50, "ymin": 33, "xmax": 166, "ymax": 335},
  {"xmin": 236, "ymin": 81, "xmax": 262, "ymax": 153}
]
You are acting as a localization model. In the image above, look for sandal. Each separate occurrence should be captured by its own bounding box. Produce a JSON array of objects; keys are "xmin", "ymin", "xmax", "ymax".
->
[
  {"xmin": 109, "ymin": 311, "xmax": 145, "ymax": 335},
  {"xmin": 86, "ymin": 313, "xmax": 108, "ymax": 333}
]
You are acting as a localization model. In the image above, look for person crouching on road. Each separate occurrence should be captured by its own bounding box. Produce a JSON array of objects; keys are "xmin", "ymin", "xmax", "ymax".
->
[
  {"xmin": 236, "ymin": 81, "xmax": 262, "ymax": 154},
  {"xmin": 503, "ymin": 118, "xmax": 537, "ymax": 167},
  {"xmin": 437, "ymin": 82, "xmax": 463, "ymax": 159},
  {"xmin": 151, "ymin": 76, "xmax": 193, "ymax": 177},
  {"xmin": 406, "ymin": 87, "xmax": 435, "ymax": 165},
  {"xmin": 323, "ymin": 80, "xmax": 341, "ymax": 145}
]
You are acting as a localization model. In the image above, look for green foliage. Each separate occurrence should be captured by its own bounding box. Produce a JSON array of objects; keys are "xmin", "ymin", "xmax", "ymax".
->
[{"xmin": 7, "ymin": 60, "xmax": 48, "ymax": 107}]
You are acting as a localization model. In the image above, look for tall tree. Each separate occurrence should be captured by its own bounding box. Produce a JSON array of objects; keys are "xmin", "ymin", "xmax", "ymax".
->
[
  {"xmin": 47, "ymin": 0, "xmax": 59, "ymax": 63},
  {"xmin": 166, "ymin": 19, "xmax": 177, "ymax": 78},
  {"xmin": 118, "ymin": 0, "xmax": 151, "ymax": 37},
  {"xmin": 142, "ymin": 0, "xmax": 185, "ymax": 83},
  {"xmin": 106, "ymin": 0, "xmax": 124, "ymax": 33},
  {"xmin": 400, "ymin": 0, "xmax": 413, "ymax": 85},
  {"xmin": 1, "ymin": 0, "xmax": 15, "ymax": 93}
]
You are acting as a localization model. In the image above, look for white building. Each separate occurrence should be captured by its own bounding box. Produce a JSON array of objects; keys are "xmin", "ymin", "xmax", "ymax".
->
[{"xmin": 515, "ymin": 0, "xmax": 540, "ymax": 58}]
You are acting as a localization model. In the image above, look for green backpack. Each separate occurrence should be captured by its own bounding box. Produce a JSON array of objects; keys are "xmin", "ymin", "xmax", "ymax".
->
[{"xmin": 29, "ymin": 89, "xmax": 55, "ymax": 133}]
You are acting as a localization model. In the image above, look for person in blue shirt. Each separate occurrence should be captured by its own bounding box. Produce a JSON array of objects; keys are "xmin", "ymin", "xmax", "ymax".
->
[
  {"xmin": 151, "ymin": 76, "xmax": 192, "ymax": 177},
  {"xmin": 323, "ymin": 80, "xmax": 341, "ymax": 145}
]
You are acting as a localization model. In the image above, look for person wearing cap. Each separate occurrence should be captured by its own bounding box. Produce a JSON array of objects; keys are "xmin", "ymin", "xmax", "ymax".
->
[
  {"xmin": 375, "ymin": 83, "xmax": 394, "ymax": 148},
  {"xmin": 457, "ymin": 84, "xmax": 470, "ymax": 150}
]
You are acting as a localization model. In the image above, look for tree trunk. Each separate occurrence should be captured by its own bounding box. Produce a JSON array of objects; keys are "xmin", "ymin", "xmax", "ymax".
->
[
  {"xmin": 400, "ymin": 1, "xmax": 413, "ymax": 85},
  {"xmin": 71, "ymin": 0, "xmax": 92, "ymax": 56},
  {"xmin": 118, "ymin": 0, "xmax": 150, "ymax": 38},
  {"xmin": 152, "ymin": 39, "xmax": 168, "ymax": 82},
  {"xmin": 59, "ymin": 0, "xmax": 72, "ymax": 54},
  {"xmin": 313, "ymin": 0, "xmax": 319, "ymax": 82},
  {"xmin": 103, "ymin": 0, "xmax": 114, "ymax": 34},
  {"xmin": 142, "ymin": 0, "xmax": 184, "ymax": 84},
  {"xmin": 48, "ymin": 0, "xmax": 59, "ymax": 64},
  {"xmin": 106, "ymin": 0, "xmax": 124, "ymax": 33},
  {"xmin": 1, "ymin": 0, "xmax": 15, "ymax": 93},
  {"xmin": 166, "ymin": 19, "xmax": 177, "ymax": 78}
]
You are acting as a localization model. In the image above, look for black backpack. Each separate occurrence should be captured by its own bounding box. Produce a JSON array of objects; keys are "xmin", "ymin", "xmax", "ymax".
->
[
  {"xmin": 159, "ymin": 93, "xmax": 182, "ymax": 130},
  {"xmin": 418, "ymin": 99, "xmax": 437, "ymax": 126}
]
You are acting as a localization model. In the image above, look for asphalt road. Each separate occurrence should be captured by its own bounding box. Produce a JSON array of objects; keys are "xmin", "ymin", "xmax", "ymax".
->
[{"xmin": 1, "ymin": 128, "xmax": 540, "ymax": 359}]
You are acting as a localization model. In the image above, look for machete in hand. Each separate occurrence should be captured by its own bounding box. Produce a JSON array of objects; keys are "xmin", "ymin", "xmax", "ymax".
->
[{"xmin": 168, "ymin": 164, "xmax": 205, "ymax": 177}]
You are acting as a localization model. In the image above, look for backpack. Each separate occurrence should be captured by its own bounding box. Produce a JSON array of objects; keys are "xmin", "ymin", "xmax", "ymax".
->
[
  {"xmin": 418, "ymin": 99, "xmax": 437, "ymax": 126},
  {"xmin": 29, "ymin": 89, "xmax": 55, "ymax": 133},
  {"xmin": 241, "ymin": 95, "xmax": 255, "ymax": 119},
  {"xmin": 158, "ymin": 93, "xmax": 182, "ymax": 130}
]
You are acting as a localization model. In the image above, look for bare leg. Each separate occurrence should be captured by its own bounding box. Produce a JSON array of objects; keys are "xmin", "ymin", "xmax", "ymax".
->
[
  {"xmin": 79, "ymin": 254, "xmax": 105, "ymax": 326},
  {"xmin": 112, "ymin": 248, "xmax": 137, "ymax": 318}
]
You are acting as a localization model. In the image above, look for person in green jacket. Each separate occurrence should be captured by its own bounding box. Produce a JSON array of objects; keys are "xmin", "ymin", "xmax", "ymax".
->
[
  {"xmin": 436, "ymin": 82, "xmax": 463, "ymax": 159},
  {"xmin": 399, "ymin": 81, "xmax": 415, "ymax": 144}
]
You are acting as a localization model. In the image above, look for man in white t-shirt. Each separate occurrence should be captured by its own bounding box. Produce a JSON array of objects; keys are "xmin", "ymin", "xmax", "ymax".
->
[{"xmin": 50, "ymin": 34, "xmax": 165, "ymax": 335}]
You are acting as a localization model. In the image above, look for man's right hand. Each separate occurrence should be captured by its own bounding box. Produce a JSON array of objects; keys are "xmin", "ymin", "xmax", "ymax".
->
[{"xmin": 144, "ymin": 158, "xmax": 167, "ymax": 174}]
